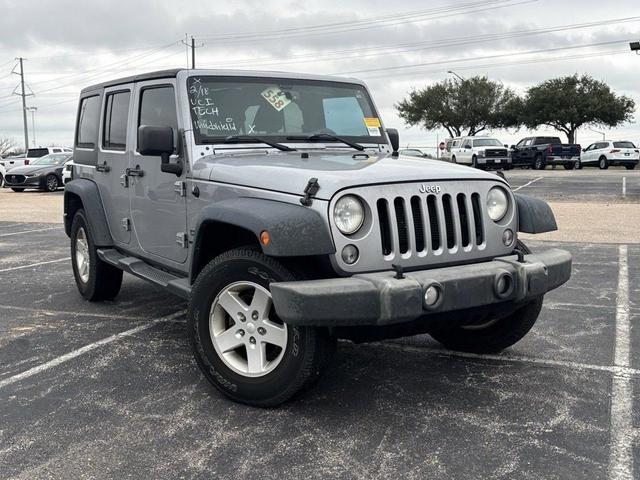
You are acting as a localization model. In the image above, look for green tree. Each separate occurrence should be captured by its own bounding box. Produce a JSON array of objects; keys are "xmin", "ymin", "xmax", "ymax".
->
[
  {"xmin": 396, "ymin": 76, "xmax": 520, "ymax": 138},
  {"xmin": 522, "ymin": 74, "xmax": 635, "ymax": 143}
]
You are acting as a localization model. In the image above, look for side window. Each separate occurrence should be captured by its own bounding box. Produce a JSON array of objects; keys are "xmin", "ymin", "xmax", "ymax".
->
[
  {"xmin": 462, "ymin": 140, "xmax": 470, "ymax": 148},
  {"xmin": 53, "ymin": 148, "xmax": 61, "ymax": 153},
  {"xmin": 452, "ymin": 140, "xmax": 460, "ymax": 148},
  {"xmin": 76, "ymin": 95, "xmax": 101, "ymax": 149},
  {"xmin": 523, "ymin": 139, "xmax": 533, "ymax": 147},
  {"xmin": 103, "ymin": 90, "xmax": 131, "ymax": 151},
  {"xmin": 138, "ymin": 86, "xmax": 178, "ymax": 132}
]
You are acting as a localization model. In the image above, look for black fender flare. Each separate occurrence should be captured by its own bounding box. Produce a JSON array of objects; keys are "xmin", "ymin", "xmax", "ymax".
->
[
  {"xmin": 63, "ymin": 179, "xmax": 113, "ymax": 246},
  {"xmin": 515, "ymin": 193, "xmax": 557, "ymax": 234},
  {"xmin": 191, "ymin": 196, "xmax": 335, "ymax": 261}
]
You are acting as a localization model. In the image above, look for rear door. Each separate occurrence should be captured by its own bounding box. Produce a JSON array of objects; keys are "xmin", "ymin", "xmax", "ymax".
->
[
  {"xmin": 129, "ymin": 80, "xmax": 188, "ymax": 264},
  {"xmin": 96, "ymin": 85, "xmax": 133, "ymax": 245},
  {"xmin": 459, "ymin": 139, "xmax": 472, "ymax": 163}
]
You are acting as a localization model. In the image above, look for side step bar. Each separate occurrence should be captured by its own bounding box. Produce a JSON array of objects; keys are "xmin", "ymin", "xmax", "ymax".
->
[{"xmin": 97, "ymin": 248, "xmax": 191, "ymax": 299}]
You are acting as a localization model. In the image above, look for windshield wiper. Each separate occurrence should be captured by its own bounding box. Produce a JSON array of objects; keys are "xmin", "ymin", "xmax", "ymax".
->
[
  {"xmin": 286, "ymin": 133, "xmax": 365, "ymax": 151},
  {"xmin": 201, "ymin": 135, "xmax": 296, "ymax": 152}
]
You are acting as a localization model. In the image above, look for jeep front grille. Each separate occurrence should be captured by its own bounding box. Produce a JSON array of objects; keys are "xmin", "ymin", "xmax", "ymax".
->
[
  {"xmin": 376, "ymin": 193, "xmax": 484, "ymax": 259},
  {"xmin": 329, "ymin": 181, "xmax": 516, "ymax": 274}
]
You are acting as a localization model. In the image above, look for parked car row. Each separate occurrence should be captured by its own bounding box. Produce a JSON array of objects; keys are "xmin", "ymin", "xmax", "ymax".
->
[
  {"xmin": 440, "ymin": 135, "xmax": 638, "ymax": 171},
  {"xmin": 1, "ymin": 147, "xmax": 73, "ymax": 191}
]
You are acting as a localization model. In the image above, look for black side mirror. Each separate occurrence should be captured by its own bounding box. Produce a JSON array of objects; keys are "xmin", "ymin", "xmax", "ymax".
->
[
  {"xmin": 138, "ymin": 125, "xmax": 182, "ymax": 176},
  {"xmin": 386, "ymin": 128, "xmax": 399, "ymax": 156},
  {"xmin": 504, "ymin": 144, "xmax": 508, "ymax": 148},
  {"xmin": 510, "ymin": 145, "xmax": 516, "ymax": 149}
]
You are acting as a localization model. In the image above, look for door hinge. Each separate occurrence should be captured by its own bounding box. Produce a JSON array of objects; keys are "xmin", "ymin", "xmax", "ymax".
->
[
  {"xmin": 120, "ymin": 174, "xmax": 129, "ymax": 188},
  {"xmin": 174, "ymin": 181, "xmax": 186, "ymax": 197},
  {"xmin": 121, "ymin": 218, "xmax": 131, "ymax": 231},
  {"xmin": 176, "ymin": 232, "xmax": 188, "ymax": 248}
]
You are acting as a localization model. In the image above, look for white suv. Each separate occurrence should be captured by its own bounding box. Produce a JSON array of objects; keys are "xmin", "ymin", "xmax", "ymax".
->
[
  {"xmin": 580, "ymin": 140, "xmax": 638, "ymax": 170},
  {"xmin": 451, "ymin": 136, "xmax": 511, "ymax": 170}
]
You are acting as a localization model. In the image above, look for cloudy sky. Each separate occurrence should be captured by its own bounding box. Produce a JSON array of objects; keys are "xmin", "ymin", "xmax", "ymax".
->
[{"xmin": 1, "ymin": 0, "xmax": 639, "ymax": 153}]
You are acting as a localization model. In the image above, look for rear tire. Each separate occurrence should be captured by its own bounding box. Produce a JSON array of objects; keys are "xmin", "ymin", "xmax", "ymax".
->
[
  {"xmin": 70, "ymin": 209, "xmax": 123, "ymax": 301},
  {"xmin": 598, "ymin": 156, "xmax": 608, "ymax": 170},
  {"xmin": 451, "ymin": 155, "xmax": 457, "ymax": 164},
  {"xmin": 625, "ymin": 164, "xmax": 636, "ymax": 170},
  {"xmin": 429, "ymin": 241, "xmax": 543, "ymax": 354},
  {"xmin": 188, "ymin": 247, "xmax": 335, "ymax": 407},
  {"xmin": 533, "ymin": 154, "xmax": 545, "ymax": 170},
  {"xmin": 576, "ymin": 160, "xmax": 583, "ymax": 169},
  {"xmin": 472, "ymin": 155, "xmax": 478, "ymax": 168},
  {"xmin": 563, "ymin": 162, "xmax": 575, "ymax": 170}
]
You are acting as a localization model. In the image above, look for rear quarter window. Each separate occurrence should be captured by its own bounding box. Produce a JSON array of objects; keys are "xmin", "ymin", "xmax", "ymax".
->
[{"xmin": 76, "ymin": 95, "xmax": 101, "ymax": 149}]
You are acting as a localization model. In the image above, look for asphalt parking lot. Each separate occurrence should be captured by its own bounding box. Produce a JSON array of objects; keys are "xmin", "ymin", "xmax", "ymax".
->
[{"xmin": 0, "ymin": 169, "xmax": 639, "ymax": 479}]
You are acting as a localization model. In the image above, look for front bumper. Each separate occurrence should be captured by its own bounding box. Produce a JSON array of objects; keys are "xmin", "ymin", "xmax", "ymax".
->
[
  {"xmin": 3, "ymin": 175, "xmax": 42, "ymax": 188},
  {"xmin": 271, "ymin": 249, "xmax": 571, "ymax": 326}
]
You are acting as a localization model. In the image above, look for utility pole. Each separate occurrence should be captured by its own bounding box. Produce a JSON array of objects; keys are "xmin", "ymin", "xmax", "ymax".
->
[
  {"xmin": 182, "ymin": 36, "xmax": 203, "ymax": 69},
  {"xmin": 12, "ymin": 58, "xmax": 33, "ymax": 152}
]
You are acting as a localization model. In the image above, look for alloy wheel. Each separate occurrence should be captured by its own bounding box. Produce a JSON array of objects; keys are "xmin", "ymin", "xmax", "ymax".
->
[
  {"xmin": 75, "ymin": 227, "xmax": 90, "ymax": 283},
  {"xmin": 209, "ymin": 281, "xmax": 287, "ymax": 378}
]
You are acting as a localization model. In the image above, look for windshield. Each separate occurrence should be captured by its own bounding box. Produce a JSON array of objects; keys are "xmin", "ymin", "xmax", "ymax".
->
[
  {"xmin": 31, "ymin": 153, "xmax": 71, "ymax": 165},
  {"xmin": 613, "ymin": 141, "xmax": 636, "ymax": 148},
  {"xmin": 472, "ymin": 139, "xmax": 502, "ymax": 147},
  {"xmin": 187, "ymin": 76, "xmax": 384, "ymax": 145}
]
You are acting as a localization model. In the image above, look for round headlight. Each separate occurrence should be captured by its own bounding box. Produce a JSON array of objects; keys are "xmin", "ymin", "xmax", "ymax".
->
[
  {"xmin": 487, "ymin": 187, "xmax": 509, "ymax": 221},
  {"xmin": 333, "ymin": 195, "xmax": 365, "ymax": 235}
]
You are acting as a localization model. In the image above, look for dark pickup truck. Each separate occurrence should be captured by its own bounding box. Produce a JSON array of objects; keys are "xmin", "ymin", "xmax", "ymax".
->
[{"xmin": 510, "ymin": 136, "xmax": 581, "ymax": 170}]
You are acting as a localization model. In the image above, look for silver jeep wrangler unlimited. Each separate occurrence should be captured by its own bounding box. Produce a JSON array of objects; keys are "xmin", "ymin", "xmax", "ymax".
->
[{"xmin": 64, "ymin": 69, "xmax": 572, "ymax": 406}]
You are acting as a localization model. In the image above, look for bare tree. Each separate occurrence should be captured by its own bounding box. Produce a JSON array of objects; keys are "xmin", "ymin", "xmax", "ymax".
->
[{"xmin": 0, "ymin": 136, "xmax": 17, "ymax": 157}]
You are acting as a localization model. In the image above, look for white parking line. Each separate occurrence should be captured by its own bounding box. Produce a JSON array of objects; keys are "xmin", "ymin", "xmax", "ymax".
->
[
  {"xmin": 0, "ymin": 304, "xmax": 152, "ymax": 320},
  {"xmin": 622, "ymin": 177, "xmax": 626, "ymax": 197},
  {"xmin": 0, "ymin": 311, "xmax": 184, "ymax": 390},
  {"xmin": 0, "ymin": 257, "xmax": 70, "ymax": 273},
  {"xmin": 609, "ymin": 245, "xmax": 633, "ymax": 480},
  {"xmin": 0, "ymin": 226, "xmax": 62, "ymax": 237},
  {"xmin": 512, "ymin": 176, "xmax": 544, "ymax": 192},
  {"xmin": 373, "ymin": 342, "xmax": 639, "ymax": 377}
]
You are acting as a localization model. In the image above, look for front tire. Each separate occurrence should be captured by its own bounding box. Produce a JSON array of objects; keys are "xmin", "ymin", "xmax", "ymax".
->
[
  {"xmin": 625, "ymin": 164, "xmax": 636, "ymax": 170},
  {"xmin": 189, "ymin": 247, "xmax": 334, "ymax": 407},
  {"xmin": 71, "ymin": 209, "xmax": 123, "ymax": 301},
  {"xmin": 45, "ymin": 174, "xmax": 59, "ymax": 192},
  {"xmin": 598, "ymin": 156, "xmax": 608, "ymax": 170},
  {"xmin": 11, "ymin": 188, "xmax": 25, "ymax": 192},
  {"xmin": 429, "ymin": 241, "xmax": 543, "ymax": 354}
]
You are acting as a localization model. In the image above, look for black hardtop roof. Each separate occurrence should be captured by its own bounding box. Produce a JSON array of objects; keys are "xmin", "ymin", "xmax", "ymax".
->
[{"xmin": 80, "ymin": 69, "xmax": 182, "ymax": 94}]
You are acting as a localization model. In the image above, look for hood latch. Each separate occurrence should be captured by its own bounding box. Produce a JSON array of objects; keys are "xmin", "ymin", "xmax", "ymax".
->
[{"xmin": 300, "ymin": 177, "xmax": 320, "ymax": 206}]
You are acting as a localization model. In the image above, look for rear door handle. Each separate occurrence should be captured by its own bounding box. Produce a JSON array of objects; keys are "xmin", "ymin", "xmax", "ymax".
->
[{"xmin": 126, "ymin": 166, "xmax": 144, "ymax": 177}]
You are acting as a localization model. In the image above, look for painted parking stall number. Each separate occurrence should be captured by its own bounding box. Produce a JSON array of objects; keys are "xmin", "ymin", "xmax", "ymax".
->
[{"xmin": 261, "ymin": 86, "xmax": 291, "ymax": 111}]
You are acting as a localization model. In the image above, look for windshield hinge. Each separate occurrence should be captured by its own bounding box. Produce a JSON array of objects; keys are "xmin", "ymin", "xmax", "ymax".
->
[
  {"xmin": 300, "ymin": 178, "xmax": 320, "ymax": 206},
  {"xmin": 174, "ymin": 180, "xmax": 186, "ymax": 197}
]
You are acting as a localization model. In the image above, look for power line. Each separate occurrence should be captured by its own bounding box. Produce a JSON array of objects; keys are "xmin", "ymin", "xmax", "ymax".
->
[
  {"xmin": 335, "ymin": 38, "xmax": 637, "ymax": 75},
  {"xmin": 359, "ymin": 49, "xmax": 630, "ymax": 80},
  {"xmin": 196, "ymin": 0, "xmax": 536, "ymax": 44},
  {"xmin": 201, "ymin": 15, "xmax": 640, "ymax": 69}
]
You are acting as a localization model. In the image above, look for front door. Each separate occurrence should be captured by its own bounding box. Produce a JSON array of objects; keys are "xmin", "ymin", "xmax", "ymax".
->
[
  {"xmin": 96, "ymin": 85, "xmax": 133, "ymax": 245},
  {"xmin": 129, "ymin": 81, "xmax": 188, "ymax": 263}
]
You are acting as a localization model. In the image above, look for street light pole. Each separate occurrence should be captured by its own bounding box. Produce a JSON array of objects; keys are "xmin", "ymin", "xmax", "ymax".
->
[
  {"xmin": 447, "ymin": 70, "xmax": 465, "ymax": 81},
  {"xmin": 588, "ymin": 127, "xmax": 605, "ymax": 141},
  {"xmin": 26, "ymin": 107, "xmax": 37, "ymax": 146}
]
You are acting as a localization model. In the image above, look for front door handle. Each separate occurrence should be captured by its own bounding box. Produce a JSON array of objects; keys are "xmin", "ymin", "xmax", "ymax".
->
[
  {"xmin": 96, "ymin": 161, "xmax": 111, "ymax": 173},
  {"xmin": 126, "ymin": 165, "xmax": 144, "ymax": 177}
]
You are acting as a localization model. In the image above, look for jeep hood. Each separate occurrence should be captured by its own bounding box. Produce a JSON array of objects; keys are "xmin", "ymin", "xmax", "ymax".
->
[{"xmin": 194, "ymin": 151, "xmax": 505, "ymax": 200}]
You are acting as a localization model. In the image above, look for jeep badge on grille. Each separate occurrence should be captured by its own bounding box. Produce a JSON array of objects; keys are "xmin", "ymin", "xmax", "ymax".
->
[{"xmin": 419, "ymin": 184, "xmax": 441, "ymax": 194}]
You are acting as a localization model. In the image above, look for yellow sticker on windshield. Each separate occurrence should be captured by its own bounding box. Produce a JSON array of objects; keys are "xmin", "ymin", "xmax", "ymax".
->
[
  {"xmin": 364, "ymin": 117, "xmax": 381, "ymax": 128},
  {"xmin": 261, "ymin": 86, "xmax": 291, "ymax": 112}
]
